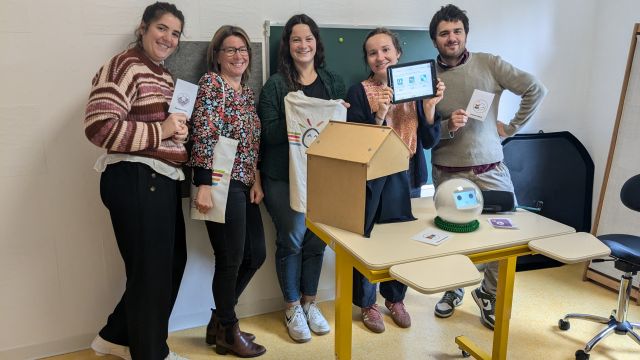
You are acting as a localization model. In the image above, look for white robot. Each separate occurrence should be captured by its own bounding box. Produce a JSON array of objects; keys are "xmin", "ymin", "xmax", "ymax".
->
[{"xmin": 433, "ymin": 178, "xmax": 484, "ymax": 232}]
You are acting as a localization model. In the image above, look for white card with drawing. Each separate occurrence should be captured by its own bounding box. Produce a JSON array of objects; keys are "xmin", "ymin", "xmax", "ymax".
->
[
  {"xmin": 465, "ymin": 89, "xmax": 495, "ymax": 121},
  {"xmin": 412, "ymin": 227, "xmax": 451, "ymax": 246},
  {"xmin": 169, "ymin": 79, "xmax": 199, "ymax": 118}
]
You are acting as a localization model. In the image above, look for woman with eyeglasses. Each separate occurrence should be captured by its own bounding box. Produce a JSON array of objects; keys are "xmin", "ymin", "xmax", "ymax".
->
[
  {"xmin": 257, "ymin": 14, "xmax": 346, "ymax": 343},
  {"xmin": 189, "ymin": 25, "xmax": 266, "ymax": 358}
]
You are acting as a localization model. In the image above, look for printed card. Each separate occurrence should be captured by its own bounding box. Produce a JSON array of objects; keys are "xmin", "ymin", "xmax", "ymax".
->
[
  {"xmin": 488, "ymin": 218, "xmax": 518, "ymax": 229},
  {"xmin": 412, "ymin": 227, "xmax": 451, "ymax": 246},
  {"xmin": 465, "ymin": 89, "xmax": 495, "ymax": 121},
  {"xmin": 169, "ymin": 79, "xmax": 199, "ymax": 118}
]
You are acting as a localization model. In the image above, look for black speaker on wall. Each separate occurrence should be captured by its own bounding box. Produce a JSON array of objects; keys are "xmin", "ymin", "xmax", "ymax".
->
[{"xmin": 502, "ymin": 131, "xmax": 594, "ymax": 271}]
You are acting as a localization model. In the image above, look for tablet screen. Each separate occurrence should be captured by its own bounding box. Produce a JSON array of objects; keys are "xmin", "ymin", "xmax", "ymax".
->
[{"xmin": 387, "ymin": 59, "xmax": 437, "ymax": 103}]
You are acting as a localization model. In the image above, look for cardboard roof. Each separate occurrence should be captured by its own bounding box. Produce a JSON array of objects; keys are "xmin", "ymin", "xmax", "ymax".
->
[{"xmin": 306, "ymin": 121, "xmax": 410, "ymax": 164}]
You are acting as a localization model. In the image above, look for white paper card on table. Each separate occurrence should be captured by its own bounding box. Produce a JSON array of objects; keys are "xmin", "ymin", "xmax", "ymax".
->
[
  {"xmin": 412, "ymin": 227, "xmax": 451, "ymax": 246},
  {"xmin": 465, "ymin": 89, "xmax": 495, "ymax": 121},
  {"xmin": 169, "ymin": 79, "xmax": 199, "ymax": 118},
  {"xmin": 488, "ymin": 218, "xmax": 518, "ymax": 229}
]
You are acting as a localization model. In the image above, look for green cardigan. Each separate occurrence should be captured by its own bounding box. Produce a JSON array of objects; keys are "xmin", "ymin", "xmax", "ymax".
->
[{"xmin": 257, "ymin": 68, "xmax": 346, "ymax": 182}]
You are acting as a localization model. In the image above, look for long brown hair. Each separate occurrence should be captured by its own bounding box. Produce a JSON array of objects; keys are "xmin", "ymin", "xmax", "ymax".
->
[{"xmin": 277, "ymin": 14, "xmax": 325, "ymax": 91}]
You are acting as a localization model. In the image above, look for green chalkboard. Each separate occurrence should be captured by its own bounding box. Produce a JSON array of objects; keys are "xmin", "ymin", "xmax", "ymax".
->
[{"xmin": 267, "ymin": 25, "xmax": 438, "ymax": 184}]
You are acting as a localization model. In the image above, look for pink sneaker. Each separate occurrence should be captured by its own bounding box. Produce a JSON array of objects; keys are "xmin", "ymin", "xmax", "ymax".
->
[
  {"xmin": 385, "ymin": 300, "xmax": 411, "ymax": 328},
  {"xmin": 361, "ymin": 304, "xmax": 385, "ymax": 333}
]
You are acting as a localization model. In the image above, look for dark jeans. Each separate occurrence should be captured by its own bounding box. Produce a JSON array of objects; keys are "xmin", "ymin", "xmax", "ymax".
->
[
  {"xmin": 206, "ymin": 180, "xmax": 266, "ymax": 326},
  {"xmin": 98, "ymin": 162, "xmax": 187, "ymax": 360},
  {"xmin": 352, "ymin": 271, "xmax": 407, "ymax": 308},
  {"xmin": 352, "ymin": 163, "xmax": 423, "ymax": 307}
]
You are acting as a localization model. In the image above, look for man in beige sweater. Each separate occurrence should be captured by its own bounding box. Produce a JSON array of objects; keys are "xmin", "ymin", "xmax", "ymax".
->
[{"xmin": 428, "ymin": 4, "xmax": 548, "ymax": 330}]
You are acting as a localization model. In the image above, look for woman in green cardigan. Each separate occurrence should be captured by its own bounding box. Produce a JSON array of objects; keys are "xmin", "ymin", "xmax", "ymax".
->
[{"xmin": 257, "ymin": 14, "xmax": 346, "ymax": 343}]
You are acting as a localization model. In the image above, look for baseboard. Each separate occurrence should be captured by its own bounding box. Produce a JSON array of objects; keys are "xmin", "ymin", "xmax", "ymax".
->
[
  {"xmin": 585, "ymin": 268, "xmax": 640, "ymax": 305},
  {"xmin": 0, "ymin": 333, "xmax": 95, "ymax": 360},
  {"xmin": 1, "ymin": 290, "xmax": 337, "ymax": 359}
]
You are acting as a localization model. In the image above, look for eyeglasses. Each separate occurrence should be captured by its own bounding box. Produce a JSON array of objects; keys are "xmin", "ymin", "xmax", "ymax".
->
[{"xmin": 218, "ymin": 47, "xmax": 249, "ymax": 56}]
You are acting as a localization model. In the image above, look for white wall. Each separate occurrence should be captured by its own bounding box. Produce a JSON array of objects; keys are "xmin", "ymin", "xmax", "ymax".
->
[{"xmin": 0, "ymin": 0, "xmax": 638, "ymax": 358}]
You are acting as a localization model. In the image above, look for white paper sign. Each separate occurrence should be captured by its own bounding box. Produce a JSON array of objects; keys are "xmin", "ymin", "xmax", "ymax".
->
[
  {"xmin": 169, "ymin": 79, "xmax": 199, "ymax": 118},
  {"xmin": 411, "ymin": 227, "xmax": 452, "ymax": 246},
  {"xmin": 465, "ymin": 89, "xmax": 495, "ymax": 121}
]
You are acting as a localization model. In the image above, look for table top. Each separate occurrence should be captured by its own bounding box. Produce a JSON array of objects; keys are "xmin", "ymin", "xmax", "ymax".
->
[{"xmin": 309, "ymin": 197, "xmax": 575, "ymax": 270}]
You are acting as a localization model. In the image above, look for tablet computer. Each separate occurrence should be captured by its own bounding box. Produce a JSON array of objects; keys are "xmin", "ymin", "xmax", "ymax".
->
[{"xmin": 387, "ymin": 59, "xmax": 437, "ymax": 104}]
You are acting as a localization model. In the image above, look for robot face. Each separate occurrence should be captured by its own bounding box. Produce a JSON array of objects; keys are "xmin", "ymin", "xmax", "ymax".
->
[
  {"xmin": 434, "ymin": 178, "xmax": 484, "ymax": 224},
  {"xmin": 453, "ymin": 188, "xmax": 480, "ymax": 209}
]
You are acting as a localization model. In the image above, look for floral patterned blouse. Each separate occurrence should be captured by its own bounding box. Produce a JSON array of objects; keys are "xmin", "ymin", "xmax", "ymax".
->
[{"xmin": 188, "ymin": 72, "xmax": 261, "ymax": 186}]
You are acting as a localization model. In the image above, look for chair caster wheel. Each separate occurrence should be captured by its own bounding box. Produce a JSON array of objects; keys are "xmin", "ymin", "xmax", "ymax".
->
[
  {"xmin": 558, "ymin": 319, "xmax": 570, "ymax": 330},
  {"xmin": 575, "ymin": 349, "xmax": 590, "ymax": 360},
  {"xmin": 461, "ymin": 350, "xmax": 470, "ymax": 358}
]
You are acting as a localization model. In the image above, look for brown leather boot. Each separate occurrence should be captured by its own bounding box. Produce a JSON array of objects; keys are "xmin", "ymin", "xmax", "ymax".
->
[
  {"xmin": 215, "ymin": 321, "xmax": 266, "ymax": 358},
  {"xmin": 206, "ymin": 309, "xmax": 255, "ymax": 344}
]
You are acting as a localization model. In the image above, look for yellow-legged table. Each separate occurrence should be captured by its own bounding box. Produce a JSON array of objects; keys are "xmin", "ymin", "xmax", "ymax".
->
[{"xmin": 307, "ymin": 197, "xmax": 609, "ymax": 359}]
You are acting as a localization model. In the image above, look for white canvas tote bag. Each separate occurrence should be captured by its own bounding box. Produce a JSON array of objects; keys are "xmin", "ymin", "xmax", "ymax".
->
[
  {"xmin": 284, "ymin": 91, "xmax": 347, "ymax": 213},
  {"xmin": 190, "ymin": 135, "xmax": 239, "ymax": 223}
]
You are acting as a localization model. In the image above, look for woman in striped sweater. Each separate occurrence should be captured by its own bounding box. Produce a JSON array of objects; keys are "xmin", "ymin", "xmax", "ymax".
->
[{"xmin": 84, "ymin": 3, "xmax": 189, "ymax": 360}]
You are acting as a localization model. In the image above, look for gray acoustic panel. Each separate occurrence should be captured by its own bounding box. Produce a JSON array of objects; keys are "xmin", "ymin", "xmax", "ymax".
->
[{"xmin": 165, "ymin": 41, "xmax": 263, "ymax": 98}]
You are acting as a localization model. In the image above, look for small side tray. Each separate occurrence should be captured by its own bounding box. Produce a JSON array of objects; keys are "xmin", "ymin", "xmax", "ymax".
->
[
  {"xmin": 389, "ymin": 254, "xmax": 482, "ymax": 294},
  {"xmin": 528, "ymin": 232, "xmax": 611, "ymax": 264}
]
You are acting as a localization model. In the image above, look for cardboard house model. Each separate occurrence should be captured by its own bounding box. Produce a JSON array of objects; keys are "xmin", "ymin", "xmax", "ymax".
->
[{"xmin": 306, "ymin": 121, "xmax": 410, "ymax": 235}]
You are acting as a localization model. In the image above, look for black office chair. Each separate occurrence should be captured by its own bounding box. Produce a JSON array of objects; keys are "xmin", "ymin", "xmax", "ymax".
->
[{"xmin": 558, "ymin": 174, "xmax": 640, "ymax": 360}]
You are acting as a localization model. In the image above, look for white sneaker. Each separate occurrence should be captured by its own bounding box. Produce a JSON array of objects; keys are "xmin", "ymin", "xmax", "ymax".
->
[
  {"xmin": 165, "ymin": 351, "xmax": 189, "ymax": 360},
  {"xmin": 285, "ymin": 304, "xmax": 311, "ymax": 343},
  {"xmin": 303, "ymin": 302, "xmax": 330, "ymax": 335},
  {"xmin": 90, "ymin": 335, "xmax": 131, "ymax": 360}
]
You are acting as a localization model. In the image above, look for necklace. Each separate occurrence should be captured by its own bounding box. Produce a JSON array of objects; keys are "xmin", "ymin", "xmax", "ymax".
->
[{"xmin": 221, "ymin": 74, "xmax": 242, "ymax": 93}]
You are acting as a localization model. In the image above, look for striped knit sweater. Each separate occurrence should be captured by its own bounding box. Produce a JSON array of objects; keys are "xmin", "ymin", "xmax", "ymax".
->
[{"xmin": 84, "ymin": 47, "xmax": 188, "ymax": 165}]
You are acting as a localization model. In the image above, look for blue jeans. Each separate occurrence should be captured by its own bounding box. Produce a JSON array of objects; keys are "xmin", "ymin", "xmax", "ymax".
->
[
  {"xmin": 263, "ymin": 176, "xmax": 327, "ymax": 303},
  {"xmin": 352, "ymin": 271, "xmax": 407, "ymax": 308}
]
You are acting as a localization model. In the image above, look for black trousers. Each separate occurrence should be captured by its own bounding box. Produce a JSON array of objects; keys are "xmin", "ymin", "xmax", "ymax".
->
[
  {"xmin": 98, "ymin": 162, "xmax": 187, "ymax": 360},
  {"xmin": 205, "ymin": 180, "xmax": 266, "ymax": 326}
]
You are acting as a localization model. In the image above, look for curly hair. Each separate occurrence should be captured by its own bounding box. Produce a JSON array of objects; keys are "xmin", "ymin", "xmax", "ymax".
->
[{"xmin": 429, "ymin": 4, "xmax": 469, "ymax": 40}]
